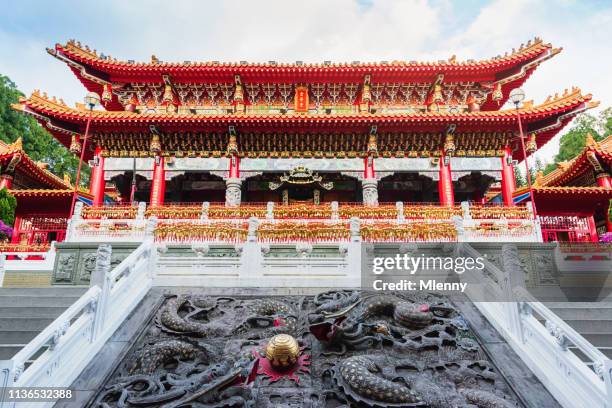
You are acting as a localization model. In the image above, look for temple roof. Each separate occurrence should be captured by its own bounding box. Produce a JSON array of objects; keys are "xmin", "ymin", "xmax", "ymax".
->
[
  {"xmin": 513, "ymin": 135, "xmax": 612, "ymax": 212},
  {"xmin": 0, "ymin": 138, "xmax": 71, "ymax": 189},
  {"xmin": 49, "ymin": 38, "xmax": 559, "ymax": 111},
  {"xmin": 14, "ymin": 87, "xmax": 597, "ymax": 161},
  {"xmin": 533, "ymin": 134, "xmax": 612, "ymax": 187}
]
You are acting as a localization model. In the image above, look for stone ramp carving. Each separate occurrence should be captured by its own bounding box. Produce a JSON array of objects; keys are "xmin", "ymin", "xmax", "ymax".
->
[{"xmin": 65, "ymin": 290, "xmax": 560, "ymax": 408}]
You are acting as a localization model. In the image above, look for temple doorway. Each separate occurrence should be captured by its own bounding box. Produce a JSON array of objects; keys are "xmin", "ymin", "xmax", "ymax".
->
[
  {"xmin": 453, "ymin": 172, "xmax": 496, "ymax": 203},
  {"xmin": 166, "ymin": 172, "xmax": 225, "ymax": 203},
  {"xmin": 378, "ymin": 173, "xmax": 435, "ymax": 203}
]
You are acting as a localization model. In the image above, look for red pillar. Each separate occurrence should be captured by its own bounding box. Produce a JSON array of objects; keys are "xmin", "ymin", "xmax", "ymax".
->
[
  {"xmin": 150, "ymin": 157, "xmax": 165, "ymax": 206},
  {"xmin": 10, "ymin": 215, "xmax": 20, "ymax": 244},
  {"xmin": 363, "ymin": 157, "xmax": 375, "ymax": 179},
  {"xmin": 89, "ymin": 147, "xmax": 105, "ymax": 206},
  {"xmin": 438, "ymin": 154, "xmax": 454, "ymax": 206},
  {"xmin": 229, "ymin": 155, "xmax": 240, "ymax": 178},
  {"xmin": 587, "ymin": 215, "xmax": 599, "ymax": 242},
  {"xmin": 501, "ymin": 147, "xmax": 516, "ymax": 206},
  {"xmin": 595, "ymin": 174, "xmax": 612, "ymax": 232},
  {"xmin": 596, "ymin": 173, "xmax": 612, "ymax": 189},
  {"xmin": 0, "ymin": 175, "xmax": 12, "ymax": 190}
]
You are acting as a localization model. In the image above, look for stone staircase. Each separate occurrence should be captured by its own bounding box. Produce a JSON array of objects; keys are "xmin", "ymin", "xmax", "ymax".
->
[
  {"xmin": 0, "ymin": 287, "xmax": 87, "ymax": 360},
  {"xmin": 544, "ymin": 302, "xmax": 612, "ymax": 365}
]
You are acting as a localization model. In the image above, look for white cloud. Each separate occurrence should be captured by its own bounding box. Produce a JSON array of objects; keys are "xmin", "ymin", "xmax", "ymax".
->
[{"xmin": 0, "ymin": 0, "xmax": 610, "ymax": 165}]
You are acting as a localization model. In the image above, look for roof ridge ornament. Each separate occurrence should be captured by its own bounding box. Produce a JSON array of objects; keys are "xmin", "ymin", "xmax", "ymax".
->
[{"xmin": 585, "ymin": 133, "xmax": 599, "ymax": 149}]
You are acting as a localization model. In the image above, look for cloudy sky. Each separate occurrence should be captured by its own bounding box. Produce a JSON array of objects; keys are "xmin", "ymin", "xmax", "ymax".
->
[{"xmin": 1, "ymin": 0, "xmax": 611, "ymax": 164}]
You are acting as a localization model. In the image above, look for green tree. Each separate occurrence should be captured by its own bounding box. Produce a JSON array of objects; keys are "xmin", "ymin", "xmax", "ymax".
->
[
  {"xmin": 0, "ymin": 187, "xmax": 16, "ymax": 226},
  {"xmin": 0, "ymin": 74, "xmax": 89, "ymax": 185},
  {"xmin": 543, "ymin": 108, "xmax": 611, "ymax": 174}
]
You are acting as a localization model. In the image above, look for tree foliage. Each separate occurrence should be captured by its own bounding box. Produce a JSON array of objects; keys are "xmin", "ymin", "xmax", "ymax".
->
[
  {"xmin": 0, "ymin": 74, "xmax": 88, "ymax": 184},
  {"xmin": 0, "ymin": 187, "xmax": 16, "ymax": 226},
  {"xmin": 543, "ymin": 108, "xmax": 612, "ymax": 174}
]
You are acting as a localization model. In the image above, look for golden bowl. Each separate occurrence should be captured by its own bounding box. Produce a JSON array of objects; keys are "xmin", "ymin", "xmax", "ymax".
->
[{"xmin": 265, "ymin": 334, "xmax": 300, "ymax": 368}]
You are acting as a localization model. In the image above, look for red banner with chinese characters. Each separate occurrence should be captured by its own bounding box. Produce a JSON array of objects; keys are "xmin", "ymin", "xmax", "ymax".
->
[{"xmin": 294, "ymin": 86, "xmax": 309, "ymax": 113}]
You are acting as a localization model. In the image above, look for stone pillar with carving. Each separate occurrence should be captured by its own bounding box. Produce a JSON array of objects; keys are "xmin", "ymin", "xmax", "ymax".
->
[
  {"xmin": 89, "ymin": 146, "xmax": 106, "ymax": 206},
  {"xmin": 362, "ymin": 178, "xmax": 379, "ymax": 206},
  {"xmin": 225, "ymin": 178, "xmax": 242, "ymax": 207}
]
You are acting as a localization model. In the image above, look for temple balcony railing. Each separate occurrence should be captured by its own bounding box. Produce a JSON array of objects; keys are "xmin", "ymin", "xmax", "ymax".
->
[
  {"xmin": 0, "ymin": 240, "xmax": 155, "ymax": 406},
  {"xmin": 67, "ymin": 201, "xmax": 543, "ymax": 244},
  {"xmin": 455, "ymin": 243, "xmax": 611, "ymax": 408}
]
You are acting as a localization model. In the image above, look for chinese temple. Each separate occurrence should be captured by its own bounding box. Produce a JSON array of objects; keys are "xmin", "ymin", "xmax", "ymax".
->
[
  {"xmin": 515, "ymin": 134, "xmax": 612, "ymax": 241},
  {"xmin": 0, "ymin": 138, "xmax": 92, "ymax": 249},
  {"xmin": 6, "ymin": 37, "xmax": 606, "ymax": 243},
  {"xmin": 2, "ymin": 36, "xmax": 612, "ymax": 408}
]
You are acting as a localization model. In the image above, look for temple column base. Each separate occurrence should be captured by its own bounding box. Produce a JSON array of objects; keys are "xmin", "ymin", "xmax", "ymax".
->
[
  {"xmin": 362, "ymin": 178, "xmax": 378, "ymax": 206},
  {"xmin": 225, "ymin": 178, "xmax": 242, "ymax": 207}
]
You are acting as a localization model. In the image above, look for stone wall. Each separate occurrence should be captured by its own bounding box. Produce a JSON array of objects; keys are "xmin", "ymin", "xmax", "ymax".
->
[{"xmin": 52, "ymin": 242, "xmax": 139, "ymax": 285}]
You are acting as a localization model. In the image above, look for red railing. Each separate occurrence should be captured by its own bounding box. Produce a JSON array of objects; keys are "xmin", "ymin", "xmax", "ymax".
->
[
  {"xmin": 11, "ymin": 216, "xmax": 68, "ymax": 247},
  {"xmin": 540, "ymin": 215, "xmax": 593, "ymax": 242}
]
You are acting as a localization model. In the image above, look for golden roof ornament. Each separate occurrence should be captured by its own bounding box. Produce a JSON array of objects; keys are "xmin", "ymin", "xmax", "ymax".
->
[
  {"xmin": 535, "ymin": 170, "xmax": 544, "ymax": 186},
  {"xmin": 492, "ymin": 83, "xmax": 503, "ymax": 101},
  {"xmin": 444, "ymin": 125, "xmax": 456, "ymax": 157},
  {"xmin": 69, "ymin": 134, "xmax": 81, "ymax": 154},
  {"xmin": 265, "ymin": 334, "xmax": 300, "ymax": 368},
  {"xmin": 162, "ymin": 84, "xmax": 174, "ymax": 104},
  {"xmin": 63, "ymin": 173, "xmax": 72, "ymax": 186},
  {"xmin": 150, "ymin": 134, "xmax": 161, "ymax": 154},
  {"xmin": 233, "ymin": 75, "xmax": 244, "ymax": 103},
  {"xmin": 367, "ymin": 132, "xmax": 378, "ymax": 155},
  {"xmin": 9, "ymin": 137, "xmax": 23, "ymax": 151},
  {"xmin": 585, "ymin": 133, "xmax": 599, "ymax": 148},
  {"xmin": 101, "ymin": 84, "xmax": 112, "ymax": 103},
  {"xmin": 269, "ymin": 166, "xmax": 333, "ymax": 191},
  {"xmin": 226, "ymin": 134, "xmax": 239, "ymax": 156},
  {"xmin": 526, "ymin": 133, "xmax": 537, "ymax": 154}
]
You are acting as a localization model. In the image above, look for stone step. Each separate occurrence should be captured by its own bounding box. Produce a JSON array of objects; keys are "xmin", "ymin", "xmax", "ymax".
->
[
  {"xmin": 0, "ymin": 296, "xmax": 81, "ymax": 308},
  {"xmin": 0, "ymin": 330, "xmax": 39, "ymax": 345},
  {"xmin": 0, "ymin": 307, "xmax": 67, "ymax": 319},
  {"xmin": 544, "ymin": 306, "xmax": 612, "ymax": 321},
  {"xmin": 544, "ymin": 302, "xmax": 612, "ymax": 309},
  {"xmin": 0, "ymin": 317, "xmax": 55, "ymax": 332},
  {"xmin": 580, "ymin": 333, "xmax": 612, "ymax": 348},
  {"xmin": 0, "ymin": 345, "xmax": 47, "ymax": 360},
  {"xmin": 0, "ymin": 346, "xmax": 24, "ymax": 360},
  {"xmin": 570, "ymin": 346, "xmax": 612, "ymax": 362},
  {"xmin": 560, "ymin": 319, "xmax": 612, "ymax": 333},
  {"xmin": 0, "ymin": 287, "xmax": 87, "ymax": 297}
]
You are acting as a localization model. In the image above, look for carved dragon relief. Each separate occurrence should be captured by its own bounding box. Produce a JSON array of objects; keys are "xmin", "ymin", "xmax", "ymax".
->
[{"xmin": 92, "ymin": 291, "xmax": 521, "ymax": 407}]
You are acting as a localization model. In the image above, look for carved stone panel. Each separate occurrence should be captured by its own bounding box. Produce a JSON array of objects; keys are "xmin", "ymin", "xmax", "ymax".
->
[
  {"xmin": 52, "ymin": 252, "xmax": 78, "ymax": 284},
  {"xmin": 90, "ymin": 291, "xmax": 522, "ymax": 408}
]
